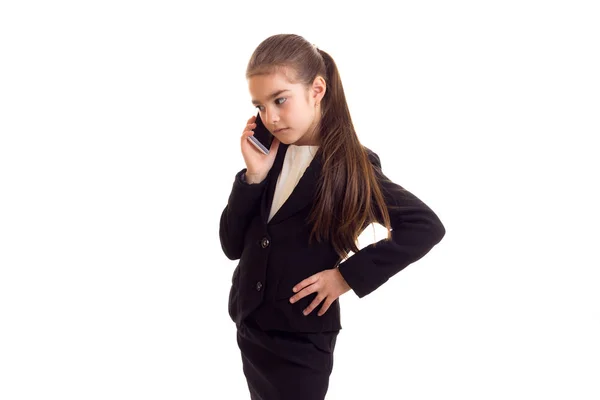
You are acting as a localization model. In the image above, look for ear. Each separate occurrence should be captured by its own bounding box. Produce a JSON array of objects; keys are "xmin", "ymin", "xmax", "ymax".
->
[{"xmin": 311, "ymin": 75, "xmax": 326, "ymax": 105}]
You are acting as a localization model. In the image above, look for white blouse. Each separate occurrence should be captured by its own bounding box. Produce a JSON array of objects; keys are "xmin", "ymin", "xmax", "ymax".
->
[{"xmin": 268, "ymin": 145, "xmax": 319, "ymax": 223}]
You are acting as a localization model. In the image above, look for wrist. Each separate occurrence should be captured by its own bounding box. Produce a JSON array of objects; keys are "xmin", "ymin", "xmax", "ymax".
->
[{"xmin": 243, "ymin": 172, "xmax": 265, "ymax": 184}]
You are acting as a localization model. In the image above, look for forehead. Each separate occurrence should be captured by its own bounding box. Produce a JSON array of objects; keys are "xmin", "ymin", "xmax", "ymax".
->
[{"xmin": 248, "ymin": 69, "xmax": 301, "ymax": 98}]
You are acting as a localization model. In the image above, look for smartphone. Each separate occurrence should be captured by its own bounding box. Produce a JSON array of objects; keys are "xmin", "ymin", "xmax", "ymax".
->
[{"xmin": 247, "ymin": 112, "xmax": 274, "ymax": 155}]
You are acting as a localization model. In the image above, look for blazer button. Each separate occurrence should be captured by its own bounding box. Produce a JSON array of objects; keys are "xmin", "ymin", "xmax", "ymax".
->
[
  {"xmin": 260, "ymin": 237, "xmax": 270, "ymax": 248},
  {"xmin": 256, "ymin": 281, "xmax": 263, "ymax": 291}
]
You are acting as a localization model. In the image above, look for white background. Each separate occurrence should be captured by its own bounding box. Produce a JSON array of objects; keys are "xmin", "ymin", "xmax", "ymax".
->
[{"xmin": 1, "ymin": 1, "xmax": 599, "ymax": 399}]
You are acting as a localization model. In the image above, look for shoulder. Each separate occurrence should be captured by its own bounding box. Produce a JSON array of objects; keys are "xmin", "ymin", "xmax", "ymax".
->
[{"xmin": 362, "ymin": 145, "xmax": 382, "ymax": 169}]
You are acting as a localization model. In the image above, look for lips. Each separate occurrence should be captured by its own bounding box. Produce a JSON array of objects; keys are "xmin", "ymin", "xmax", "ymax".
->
[{"xmin": 274, "ymin": 128, "xmax": 288, "ymax": 133}]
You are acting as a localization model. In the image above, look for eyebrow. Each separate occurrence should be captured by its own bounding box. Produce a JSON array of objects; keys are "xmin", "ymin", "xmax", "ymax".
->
[{"xmin": 251, "ymin": 89, "xmax": 290, "ymax": 105}]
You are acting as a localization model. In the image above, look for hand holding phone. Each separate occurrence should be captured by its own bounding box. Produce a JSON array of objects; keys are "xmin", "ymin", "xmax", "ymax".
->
[
  {"xmin": 240, "ymin": 112, "xmax": 280, "ymax": 182},
  {"xmin": 247, "ymin": 112, "xmax": 274, "ymax": 154}
]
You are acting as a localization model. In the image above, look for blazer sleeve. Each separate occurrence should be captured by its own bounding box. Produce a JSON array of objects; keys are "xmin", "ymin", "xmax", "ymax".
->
[
  {"xmin": 337, "ymin": 149, "xmax": 446, "ymax": 298},
  {"xmin": 219, "ymin": 168, "xmax": 268, "ymax": 260}
]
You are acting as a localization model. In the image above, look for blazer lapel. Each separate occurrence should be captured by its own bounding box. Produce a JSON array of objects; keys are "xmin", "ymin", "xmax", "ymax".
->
[{"xmin": 261, "ymin": 143, "xmax": 322, "ymax": 225}]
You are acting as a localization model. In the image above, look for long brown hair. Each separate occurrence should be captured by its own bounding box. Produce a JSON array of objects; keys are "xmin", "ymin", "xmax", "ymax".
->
[{"xmin": 246, "ymin": 34, "xmax": 393, "ymax": 261}]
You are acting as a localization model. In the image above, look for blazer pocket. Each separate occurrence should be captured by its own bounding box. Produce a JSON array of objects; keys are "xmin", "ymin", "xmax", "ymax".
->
[
  {"xmin": 275, "ymin": 278, "xmax": 323, "ymax": 318},
  {"xmin": 278, "ymin": 291, "xmax": 322, "ymax": 319}
]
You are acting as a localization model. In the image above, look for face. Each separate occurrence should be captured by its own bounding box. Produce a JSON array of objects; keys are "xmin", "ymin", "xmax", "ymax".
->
[{"xmin": 249, "ymin": 68, "xmax": 326, "ymax": 146}]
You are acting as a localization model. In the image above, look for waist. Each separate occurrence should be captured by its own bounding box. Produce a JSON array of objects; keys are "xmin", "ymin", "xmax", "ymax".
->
[{"xmin": 247, "ymin": 298, "xmax": 342, "ymax": 333}]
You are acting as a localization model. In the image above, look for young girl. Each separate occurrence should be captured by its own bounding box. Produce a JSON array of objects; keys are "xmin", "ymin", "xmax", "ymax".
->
[{"xmin": 219, "ymin": 34, "xmax": 445, "ymax": 399}]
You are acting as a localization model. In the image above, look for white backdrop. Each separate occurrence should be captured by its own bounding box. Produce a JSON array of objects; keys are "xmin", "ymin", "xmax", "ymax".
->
[{"xmin": 1, "ymin": 1, "xmax": 599, "ymax": 399}]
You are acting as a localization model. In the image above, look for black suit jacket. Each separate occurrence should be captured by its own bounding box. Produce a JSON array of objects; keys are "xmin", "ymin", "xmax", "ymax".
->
[{"xmin": 219, "ymin": 143, "xmax": 445, "ymax": 332}]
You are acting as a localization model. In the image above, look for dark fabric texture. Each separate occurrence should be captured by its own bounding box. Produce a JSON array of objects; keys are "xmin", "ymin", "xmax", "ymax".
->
[
  {"xmin": 237, "ymin": 316, "xmax": 338, "ymax": 400},
  {"xmin": 220, "ymin": 143, "xmax": 445, "ymax": 333}
]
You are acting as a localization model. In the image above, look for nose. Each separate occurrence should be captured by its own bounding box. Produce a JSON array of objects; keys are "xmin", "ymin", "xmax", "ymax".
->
[{"xmin": 264, "ymin": 107, "xmax": 279, "ymax": 126}]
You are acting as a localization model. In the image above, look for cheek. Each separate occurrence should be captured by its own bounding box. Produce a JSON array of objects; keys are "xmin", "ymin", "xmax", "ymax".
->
[{"xmin": 287, "ymin": 106, "xmax": 307, "ymax": 122}]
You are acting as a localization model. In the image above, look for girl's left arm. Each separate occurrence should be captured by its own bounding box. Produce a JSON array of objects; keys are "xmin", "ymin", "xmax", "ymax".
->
[{"xmin": 337, "ymin": 149, "xmax": 446, "ymax": 298}]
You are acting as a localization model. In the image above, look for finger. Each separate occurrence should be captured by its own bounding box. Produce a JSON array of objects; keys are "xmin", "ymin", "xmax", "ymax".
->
[
  {"xmin": 290, "ymin": 282, "xmax": 318, "ymax": 303},
  {"xmin": 317, "ymin": 298, "xmax": 334, "ymax": 317},
  {"xmin": 303, "ymin": 295, "xmax": 326, "ymax": 316},
  {"xmin": 241, "ymin": 126, "xmax": 257, "ymax": 143},
  {"xmin": 242, "ymin": 122, "xmax": 256, "ymax": 135},
  {"xmin": 241, "ymin": 116, "xmax": 257, "ymax": 139},
  {"xmin": 241, "ymin": 132, "xmax": 251, "ymax": 144},
  {"xmin": 293, "ymin": 273, "xmax": 320, "ymax": 293}
]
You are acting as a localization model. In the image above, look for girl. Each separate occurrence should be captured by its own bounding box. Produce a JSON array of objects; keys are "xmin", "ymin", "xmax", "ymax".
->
[{"xmin": 219, "ymin": 34, "xmax": 445, "ymax": 399}]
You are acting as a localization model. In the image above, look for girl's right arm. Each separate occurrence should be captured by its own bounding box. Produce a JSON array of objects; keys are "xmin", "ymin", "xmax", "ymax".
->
[
  {"xmin": 219, "ymin": 169, "xmax": 268, "ymax": 260},
  {"xmin": 218, "ymin": 115, "xmax": 280, "ymax": 260}
]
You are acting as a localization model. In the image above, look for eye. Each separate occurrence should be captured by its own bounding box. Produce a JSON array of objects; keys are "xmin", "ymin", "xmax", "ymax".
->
[{"xmin": 255, "ymin": 98, "xmax": 286, "ymax": 111}]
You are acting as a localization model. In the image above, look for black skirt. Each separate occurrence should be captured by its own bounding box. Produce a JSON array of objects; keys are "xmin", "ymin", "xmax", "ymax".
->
[{"xmin": 236, "ymin": 316, "xmax": 339, "ymax": 400}]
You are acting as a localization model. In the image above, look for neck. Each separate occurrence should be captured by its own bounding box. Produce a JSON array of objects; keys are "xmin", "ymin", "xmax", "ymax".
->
[{"xmin": 295, "ymin": 118, "xmax": 321, "ymax": 146}]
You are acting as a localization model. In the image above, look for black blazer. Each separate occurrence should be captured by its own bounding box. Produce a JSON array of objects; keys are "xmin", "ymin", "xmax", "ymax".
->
[{"xmin": 219, "ymin": 143, "xmax": 445, "ymax": 332}]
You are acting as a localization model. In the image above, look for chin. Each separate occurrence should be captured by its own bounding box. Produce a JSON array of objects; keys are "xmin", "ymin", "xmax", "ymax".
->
[{"xmin": 277, "ymin": 136, "xmax": 297, "ymax": 145}]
